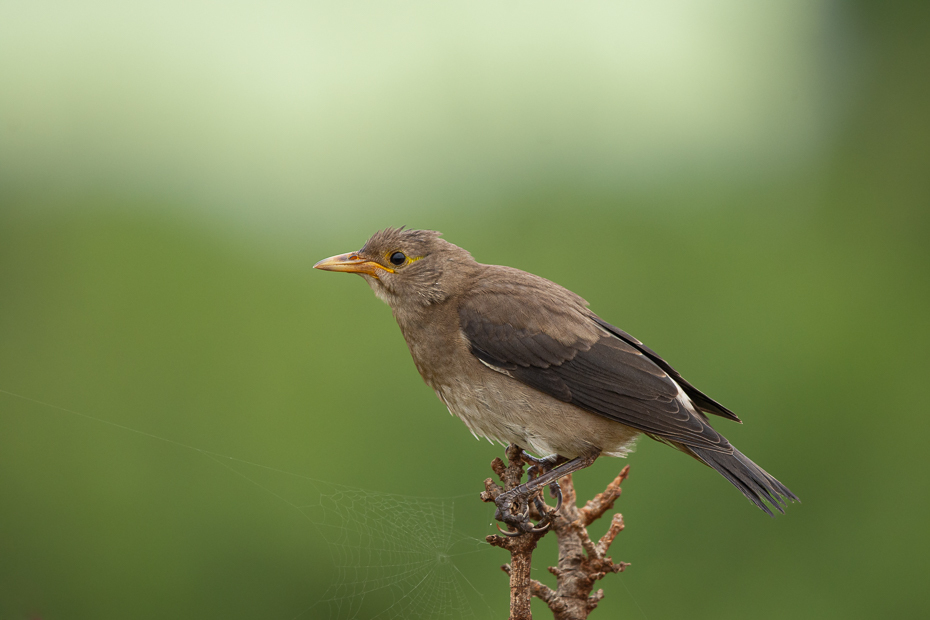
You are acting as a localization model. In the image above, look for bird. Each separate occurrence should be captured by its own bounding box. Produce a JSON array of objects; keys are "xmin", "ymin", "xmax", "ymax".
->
[{"xmin": 314, "ymin": 227, "xmax": 797, "ymax": 530}]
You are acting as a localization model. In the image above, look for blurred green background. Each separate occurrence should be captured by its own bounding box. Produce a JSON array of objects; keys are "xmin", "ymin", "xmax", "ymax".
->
[{"xmin": 1, "ymin": 1, "xmax": 928, "ymax": 618}]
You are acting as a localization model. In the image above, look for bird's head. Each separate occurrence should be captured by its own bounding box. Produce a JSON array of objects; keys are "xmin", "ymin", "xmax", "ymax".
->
[{"xmin": 314, "ymin": 227, "xmax": 474, "ymax": 308}]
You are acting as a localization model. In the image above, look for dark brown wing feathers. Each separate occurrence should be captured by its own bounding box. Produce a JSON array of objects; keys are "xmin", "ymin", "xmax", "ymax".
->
[
  {"xmin": 458, "ymin": 273, "xmax": 733, "ymax": 453},
  {"xmin": 591, "ymin": 317, "xmax": 742, "ymax": 423}
]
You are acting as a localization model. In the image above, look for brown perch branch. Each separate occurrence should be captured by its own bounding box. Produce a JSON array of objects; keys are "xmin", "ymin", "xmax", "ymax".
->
[{"xmin": 482, "ymin": 445, "xmax": 630, "ymax": 619}]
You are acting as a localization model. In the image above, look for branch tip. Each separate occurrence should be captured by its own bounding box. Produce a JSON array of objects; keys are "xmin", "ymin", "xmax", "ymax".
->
[{"xmin": 490, "ymin": 457, "xmax": 507, "ymax": 480}]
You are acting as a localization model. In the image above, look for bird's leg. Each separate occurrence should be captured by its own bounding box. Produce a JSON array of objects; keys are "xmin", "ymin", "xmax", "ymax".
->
[
  {"xmin": 521, "ymin": 452, "xmax": 568, "ymax": 525},
  {"xmin": 521, "ymin": 451, "xmax": 567, "ymax": 479},
  {"xmin": 495, "ymin": 450, "xmax": 600, "ymax": 533}
]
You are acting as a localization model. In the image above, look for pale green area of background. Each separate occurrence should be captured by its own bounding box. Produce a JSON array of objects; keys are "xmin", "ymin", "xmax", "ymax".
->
[{"xmin": 1, "ymin": 2, "xmax": 928, "ymax": 619}]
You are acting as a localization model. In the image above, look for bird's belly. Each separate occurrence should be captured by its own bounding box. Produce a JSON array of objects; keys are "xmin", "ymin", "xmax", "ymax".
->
[{"xmin": 432, "ymin": 374, "xmax": 640, "ymax": 459}]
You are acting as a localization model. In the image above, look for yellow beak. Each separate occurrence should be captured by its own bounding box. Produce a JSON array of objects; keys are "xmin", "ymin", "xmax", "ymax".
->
[{"xmin": 313, "ymin": 252, "xmax": 395, "ymax": 278}]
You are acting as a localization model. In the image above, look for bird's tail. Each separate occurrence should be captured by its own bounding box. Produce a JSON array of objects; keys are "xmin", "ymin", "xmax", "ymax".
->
[{"xmin": 688, "ymin": 445, "xmax": 799, "ymax": 516}]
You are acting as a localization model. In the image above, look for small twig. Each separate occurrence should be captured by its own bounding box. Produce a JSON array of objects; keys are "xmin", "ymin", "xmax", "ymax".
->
[
  {"xmin": 596, "ymin": 513, "xmax": 625, "ymax": 557},
  {"xmin": 577, "ymin": 465, "xmax": 629, "ymax": 527}
]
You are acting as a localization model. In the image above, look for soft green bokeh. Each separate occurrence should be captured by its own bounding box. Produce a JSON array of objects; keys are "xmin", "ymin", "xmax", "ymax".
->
[{"xmin": 1, "ymin": 2, "xmax": 928, "ymax": 619}]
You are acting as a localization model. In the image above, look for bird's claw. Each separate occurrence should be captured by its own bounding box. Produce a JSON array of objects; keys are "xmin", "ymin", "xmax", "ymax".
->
[
  {"xmin": 549, "ymin": 480, "xmax": 563, "ymax": 513},
  {"xmin": 495, "ymin": 519, "xmax": 550, "ymax": 536},
  {"xmin": 493, "ymin": 483, "xmax": 558, "ymax": 535},
  {"xmin": 495, "ymin": 523, "xmax": 522, "ymax": 537},
  {"xmin": 493, "ymin": 488, "xmax": 530, "ymax": 527},
  {"xmin": 532, "ymin": 496, "xmax": 557, "ymax": 531}
]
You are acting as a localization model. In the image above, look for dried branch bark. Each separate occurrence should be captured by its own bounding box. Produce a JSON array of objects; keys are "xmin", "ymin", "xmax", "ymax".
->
[
  {"xmin": 482, "ymin": 444, "xmax": 548, "ymax": 619},
  {"xmin": 482, "ymin": 445, "xmax": 630, "ymax": 620}
]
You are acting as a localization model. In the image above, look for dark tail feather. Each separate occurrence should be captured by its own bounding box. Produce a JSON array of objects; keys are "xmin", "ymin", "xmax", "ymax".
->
[{"xmin": 689, "ymin": 446, "xmax": 799, "ymax": 516}]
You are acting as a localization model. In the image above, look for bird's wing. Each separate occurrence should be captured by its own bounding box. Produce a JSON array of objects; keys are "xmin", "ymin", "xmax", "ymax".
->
[
  {"xmin": 458, "ymin": 272, "xmax": 733, "ymax": 453},
  {"xmin": 589, "ymin": 317, "xmax": 742, "ymax": 423}
]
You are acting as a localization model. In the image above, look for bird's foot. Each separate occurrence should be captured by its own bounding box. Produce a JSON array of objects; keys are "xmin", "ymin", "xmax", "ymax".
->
[
  {"xmin": 493, "ymin": 453, "xmax": 568, "ymax": 535},
  {"xmin": 494, "ymin": 486, "xmax": 552, "ymax": 535},
  {"xmin": 493, "ymin": 451, "xmax": 599, "ymax": 536}
]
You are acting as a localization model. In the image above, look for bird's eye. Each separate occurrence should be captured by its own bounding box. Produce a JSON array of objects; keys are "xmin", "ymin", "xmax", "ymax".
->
[{"xmin": 389, "ymin": 251, "xmax": 407, "ymax": 266}]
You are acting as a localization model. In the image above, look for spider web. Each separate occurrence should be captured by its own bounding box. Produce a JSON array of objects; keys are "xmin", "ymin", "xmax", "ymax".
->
[
  {"xmin": 0, "ymin": 390, "xmax": 497, "ymax": 620},
  {"xmin": 302, "ymin": 484, "xmax": 487, "ymax": 620}
]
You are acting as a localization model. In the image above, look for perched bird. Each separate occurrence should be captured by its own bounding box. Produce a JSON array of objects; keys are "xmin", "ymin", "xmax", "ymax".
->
[{"xmin": 315, "ymin": 228, "xmax": 797, "ymax": 528}]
